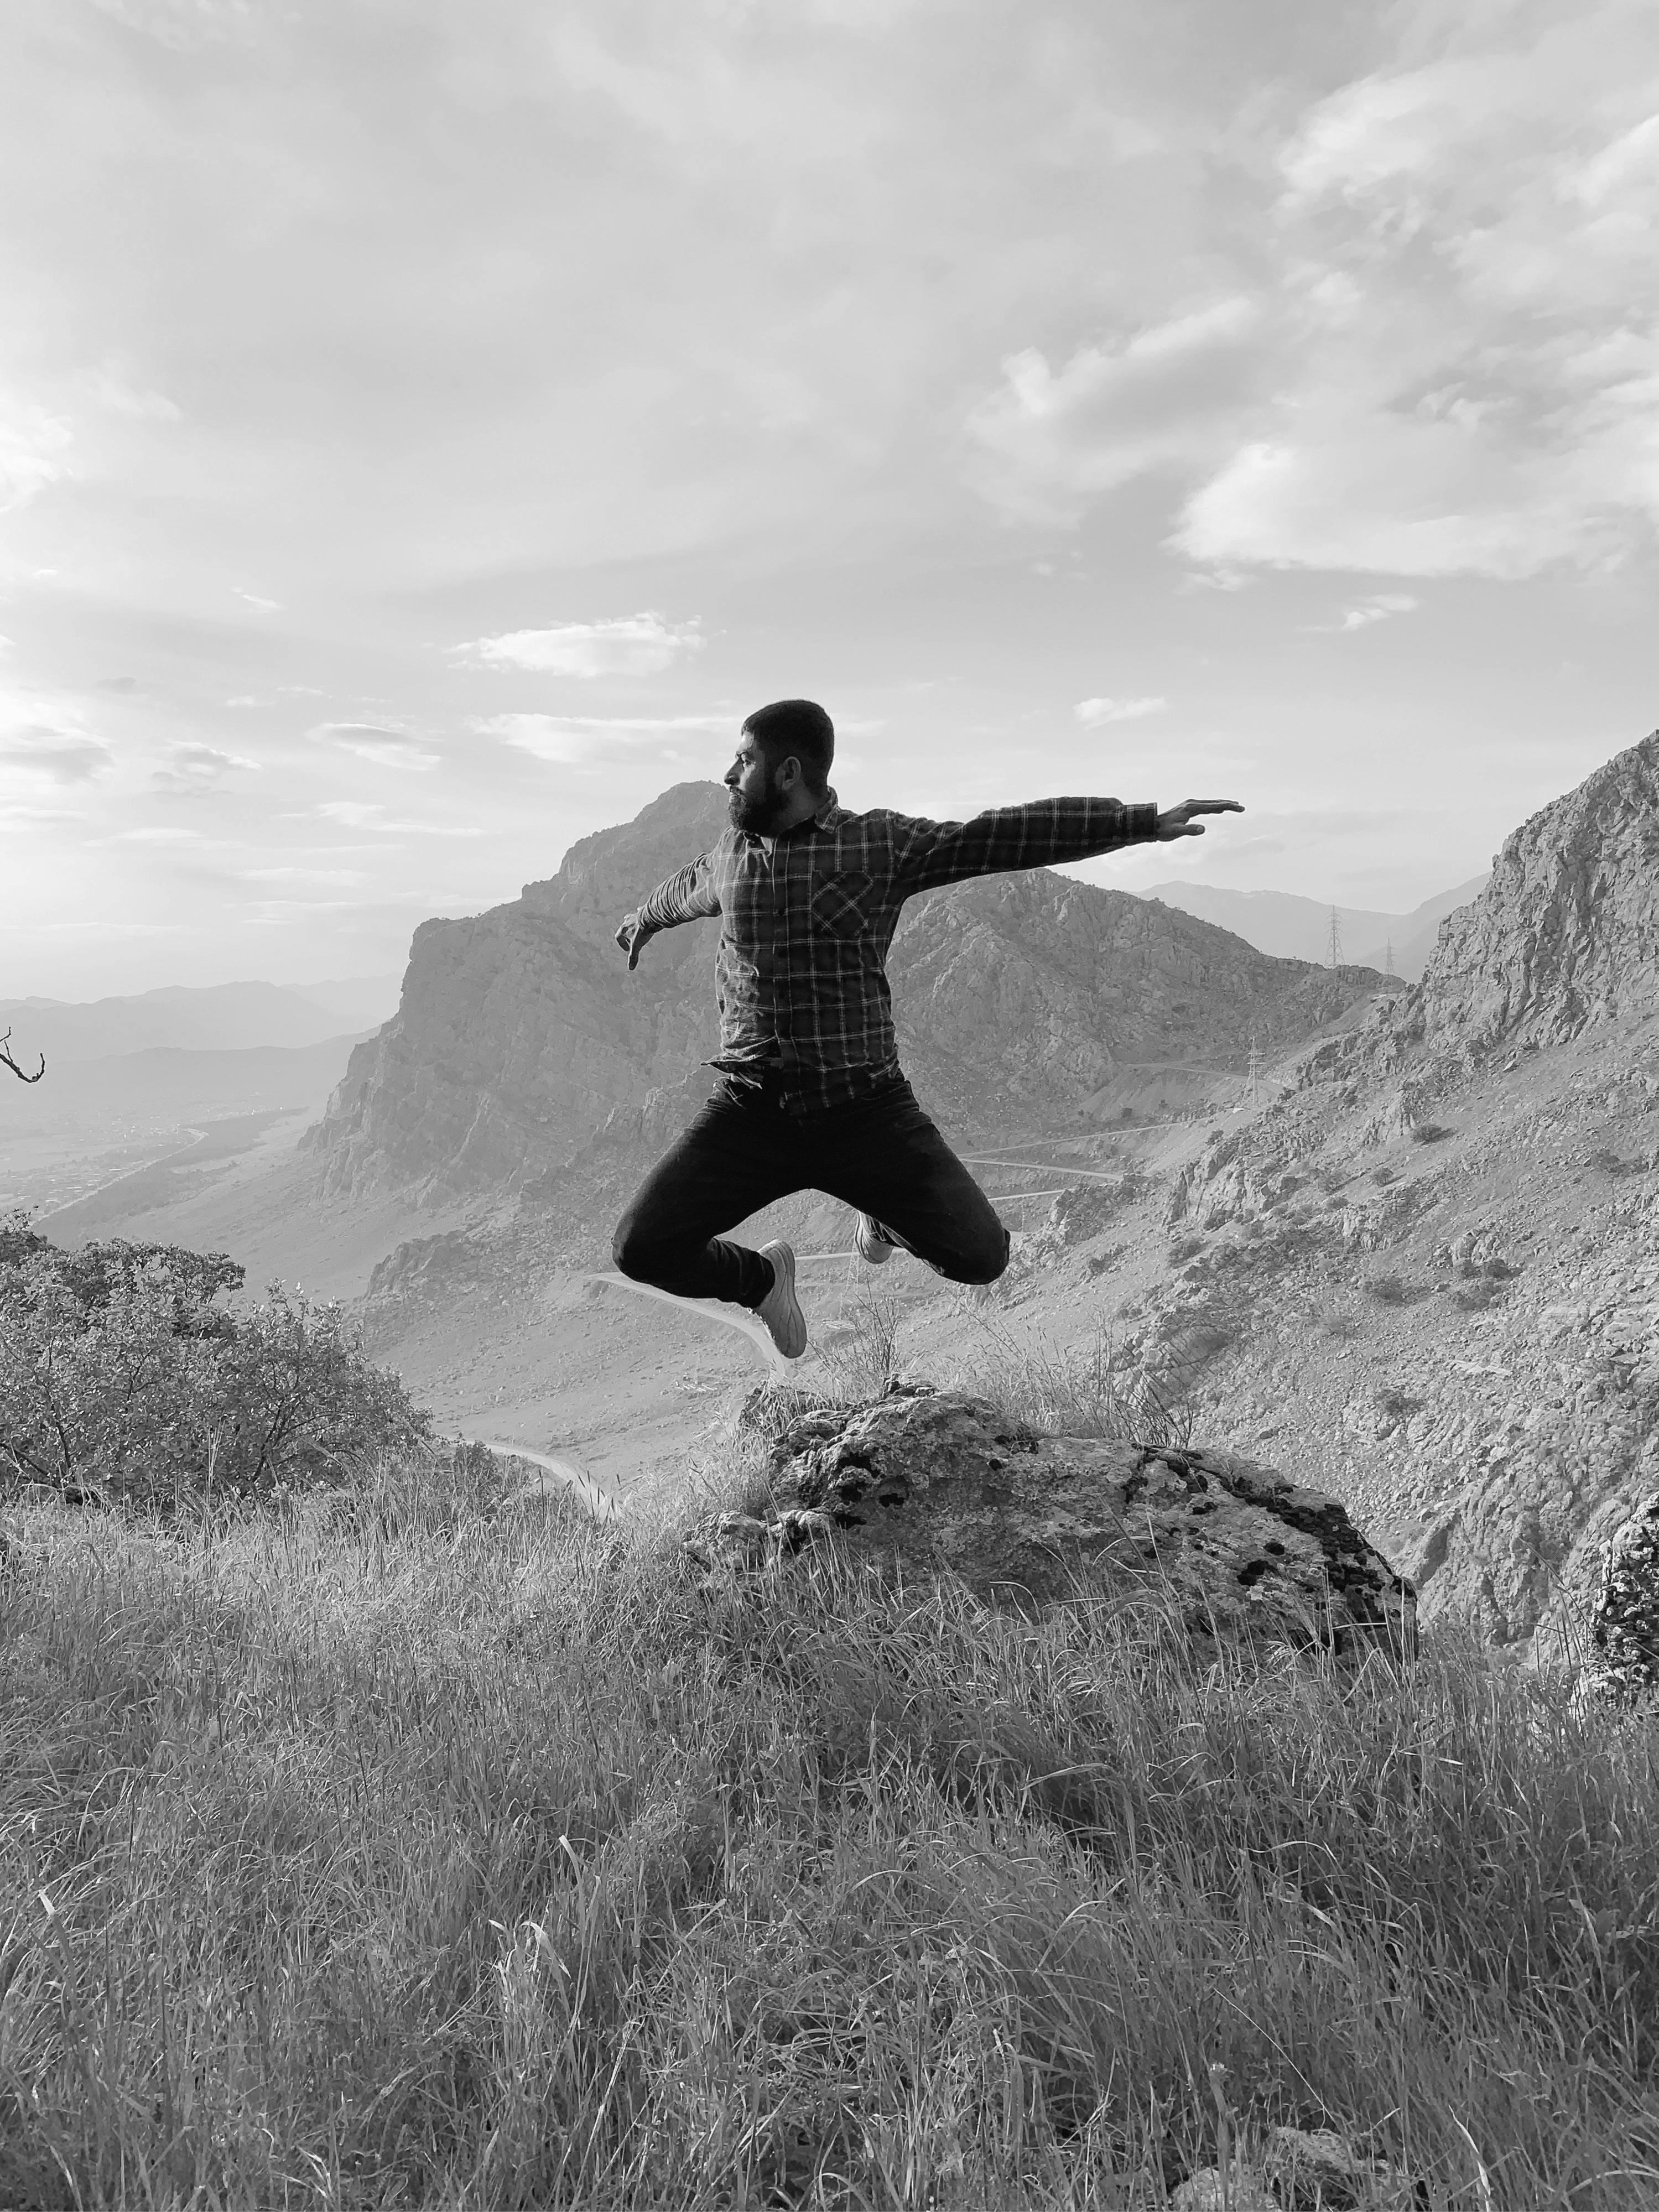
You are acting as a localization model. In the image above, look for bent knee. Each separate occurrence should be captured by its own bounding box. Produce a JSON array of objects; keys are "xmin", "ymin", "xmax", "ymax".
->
[
  {"xmin": 941, "ymin": 1225, "xmax": 1010, "ymax": 1287},
  {"xmin": 611, "ymin": 1215, "xmax": 654, "ymax": 1282}
]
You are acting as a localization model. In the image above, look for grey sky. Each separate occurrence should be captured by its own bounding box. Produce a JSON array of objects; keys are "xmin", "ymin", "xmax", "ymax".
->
[{"xmin": 2, "ymin": 0, "xmax": 1655, "ymax": 992}]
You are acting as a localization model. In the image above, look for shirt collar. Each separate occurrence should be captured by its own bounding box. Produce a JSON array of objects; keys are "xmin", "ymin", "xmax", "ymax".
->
[{"xmin": 810, "ymin": 786, "xmax": 841, "ymax": 828}]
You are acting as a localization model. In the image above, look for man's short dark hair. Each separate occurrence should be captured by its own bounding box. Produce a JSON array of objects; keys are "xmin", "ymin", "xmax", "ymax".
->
[{"xmin": 743, "ymin": 699, "xmax": 834, "ymax": 792}]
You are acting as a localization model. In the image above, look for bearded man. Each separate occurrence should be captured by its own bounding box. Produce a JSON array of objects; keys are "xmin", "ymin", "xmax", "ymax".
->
[{"xmin": 612, "ymin": 698, "xmax": 1241, "ymax": 1359}]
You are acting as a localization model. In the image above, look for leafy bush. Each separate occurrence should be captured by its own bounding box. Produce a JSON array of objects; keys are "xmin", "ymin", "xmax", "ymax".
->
[
  {"xmin": 1410, "ymin": 1122, "xmax": 1454, "ymax": 1144},
  {"xmin": 1454, "ymin": 1277, "xmax": 1511, "ymax": 1312},
  {"xmin": 0, "ymin": 1227, "xmax": 429, "ymax": 1506},
  {"xmin": 1375, "ymin": 1385, "xmax": 1424, "ymax": 1425},
  {"xmin": 1366, "ymin": 1272, "xmax": 1417, "ymax": 1307},
  {"xmin": 1085, "ymin": 1241, "xmax": 1128, "ymax": 1278}
]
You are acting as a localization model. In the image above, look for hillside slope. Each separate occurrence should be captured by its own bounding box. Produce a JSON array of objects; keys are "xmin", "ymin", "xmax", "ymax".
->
[{"xmin": 1112, "ymin": 730, "xmax": 1659, "ymax": 1652}]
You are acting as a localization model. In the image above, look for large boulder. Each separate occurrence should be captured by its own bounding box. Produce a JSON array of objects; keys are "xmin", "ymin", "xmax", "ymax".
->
[{"xmin": 704, "ymin": 1387, "xmax": 1414, "ymax": 1655}]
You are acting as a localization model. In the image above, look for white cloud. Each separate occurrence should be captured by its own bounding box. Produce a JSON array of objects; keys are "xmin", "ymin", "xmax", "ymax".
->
[
  {"xmin": 1, "ymin": 397, "xmax": 74, "ymax": 513},
  {"xmin": 235, "ymin": 588, "xmax": 280, "ymax": 613},
  {"xmin": 456, "ymin": 612, "xmax": 704, "ymax": 678},
  {"xmin": 1325, "ymin": 592, "xmax": 1418, "ymax": 632},
  {"xmin": 315, "ymin": 799, "xmax": 480, "ymax": 835},
  {"xmin": 87, "ymin": 0, "xmax": 253, "ymax": 45},
  {"xmin": 0, "ymin": 719, "xmax": 113, "ymax": 785},
  {"xmin": 240, "ymin": 865, "xmax": 370, "ymax": 886},
  {"xmin": 476, "ymin": 711, "xmax": 728, "ymax": 765},
  {"xmin": 81, "ymin": 366, "xmax": 182, "ymax": 423},
  {"xmin": 110, "ymin": 826, "xmax": 245, "ymax": 849},
  {"xmin": 960, "ymin": 11, "xmax": 1659, "ymax": 582},
  {"xmin": 966, "ymin": 301, "xmax": 1260, "ymax": 525},
  {"xmin": 1073, "ymin": 696, "xmax": 1168, "ymax": 727},
  {"xmin": 311, "ymin": 723, "xmax": 441, "ymax": 772},
  {"xmin": 152, "ymin": 742, "xmax": 259, "ymax": 790},
  {"xmin": 1174, "ymin": 18, "xmax": 1659, "ymax": 580}
]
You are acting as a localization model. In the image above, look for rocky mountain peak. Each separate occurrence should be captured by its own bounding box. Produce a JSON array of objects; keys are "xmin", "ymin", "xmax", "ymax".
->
[
  {"xmin": 1405, "ymin": 728, "xmax": 1659, "ymax": 1053},
  {"xmin": 521, "ymin": 782, "xmax": 730, "ymax": 950}
]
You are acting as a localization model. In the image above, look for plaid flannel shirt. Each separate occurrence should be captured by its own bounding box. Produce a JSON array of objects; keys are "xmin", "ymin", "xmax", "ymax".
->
[{"xmin": 636, "ymin": 788, "xmax": 1161, "ymax": 1112}]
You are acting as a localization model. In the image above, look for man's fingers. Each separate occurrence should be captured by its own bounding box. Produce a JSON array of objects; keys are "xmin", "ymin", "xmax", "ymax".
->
[{"xmin": 1183, "ymin": 799, "xmax": 1244, "ymax": 814}]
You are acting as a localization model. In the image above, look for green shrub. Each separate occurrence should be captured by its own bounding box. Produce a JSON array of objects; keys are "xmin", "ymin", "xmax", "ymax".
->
[{"xmin": 0, "ymin": 1231, "xmax": 428, "ymax": 1506}]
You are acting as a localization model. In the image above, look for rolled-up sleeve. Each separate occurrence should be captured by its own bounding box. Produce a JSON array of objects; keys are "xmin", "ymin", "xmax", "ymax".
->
[
  {"xmin": 896, "ymin": 797, "xmax": 1159, "ymax": 893},
  {"xmin": 637, "ymin": 851, "xmax": 723, "ymax": 933}
]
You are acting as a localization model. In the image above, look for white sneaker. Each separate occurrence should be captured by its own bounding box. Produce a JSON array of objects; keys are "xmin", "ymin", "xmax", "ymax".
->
[
  {"xmin": 855, "ymin": 1214, "xmax": 896, "ymax": 1266},
  {"xmin": 755, "ymin": 1240, "xmax": 808, "ymax": 1359}
]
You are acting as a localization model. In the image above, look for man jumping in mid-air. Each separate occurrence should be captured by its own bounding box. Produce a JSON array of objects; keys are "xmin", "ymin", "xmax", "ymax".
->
[{"xmin": 612, "ymin": 699, "xmax": 1242, "ymax": 1359}]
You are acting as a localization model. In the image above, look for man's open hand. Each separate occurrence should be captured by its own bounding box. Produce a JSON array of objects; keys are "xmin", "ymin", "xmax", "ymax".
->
[
  {"xmin": 615, "ymin": 912, "xmax": 653, "ymax": 970},
  {"xmin": 1154, "ymin": 799, "xmax": 1244, "ymax": 841}
]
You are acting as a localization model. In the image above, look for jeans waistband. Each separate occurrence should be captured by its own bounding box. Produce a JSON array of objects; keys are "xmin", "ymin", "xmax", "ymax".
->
[{"xmin": 711, "ymin": 1065, "xmax": 909, "ymax": 1116}]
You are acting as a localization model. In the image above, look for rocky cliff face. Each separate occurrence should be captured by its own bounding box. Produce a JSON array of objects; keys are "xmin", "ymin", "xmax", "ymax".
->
[
  {"xmin": 1405, "ymin": 728, "xmax": 1659, "ymax": 1054},
  {"xmin": 892, "ymin": 872, "xmax": 1377, "ymax": 1131},
  {"xmin": 310, "ymin": 783, "xmax": 1382, "ymax": 1204},
  {"xmin": 1122, "ymin": 729, "xmax": 1659, "ymax": 1660},
  {"xmin": 306, "ymin": 784, "xmax": 730, "ymax": 1200}
]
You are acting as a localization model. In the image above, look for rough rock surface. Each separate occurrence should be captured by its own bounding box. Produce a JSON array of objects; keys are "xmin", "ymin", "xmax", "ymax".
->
[
  {"xmin": 306, "ymin": 783, "xmax": 732, "ymax": 1203},
  {"xmin": 309, "ymin": 780, "xmax": 1381, "ymax": 1206},
  {"xmin": 704, "ymin": 1387, "xmax": 1414, "ymax": 1653},
  {"xmin": 1140, "ymin": 731, "xmax": 1659, "ymax": 1656},
  {"xmin": 1589, "ymin": 1491, "xmax": 1659, "ymax": 1703},
  {"xmin": 1410, "ymin": 728, "xmax": 1659, "ymax": 1053}
]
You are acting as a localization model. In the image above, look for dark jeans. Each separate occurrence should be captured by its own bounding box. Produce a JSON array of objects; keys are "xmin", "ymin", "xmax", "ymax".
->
[{"xmin": 611, "ymin": 1073, "xmax": 1010, "ymax": 1308}]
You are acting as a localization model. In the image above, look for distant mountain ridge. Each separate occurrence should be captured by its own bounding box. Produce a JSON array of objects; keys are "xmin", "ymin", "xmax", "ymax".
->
[
  {"xmin": 308, "ymin": 782, "xmax": 1387, "ymax": 1205},
  {"xmin": 0, "ymin": 975, "xmax": 400, "ymax": 1062},
  {"xmin": 1, "ymin": 1034, "xmax": 373, "ymax": 1135},
  {"xmin": 1137, "ymin": 878, "xmax": 1489, "ymax": 981}
]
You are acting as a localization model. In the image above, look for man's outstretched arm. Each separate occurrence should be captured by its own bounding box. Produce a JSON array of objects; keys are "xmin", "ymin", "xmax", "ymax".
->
[
  {"xmin": 614, "ymin": 851, "xmax": 722, "ymax": 970},
  {"xmin": 896, "ymin": 794, "xmax": 1243, "ymax": 891}
]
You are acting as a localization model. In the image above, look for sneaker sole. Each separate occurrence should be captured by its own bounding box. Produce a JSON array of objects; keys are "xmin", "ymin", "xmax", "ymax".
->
[{"xmin": 757, "ymin": 1240, "xmax": 808, "ymax": 1360}]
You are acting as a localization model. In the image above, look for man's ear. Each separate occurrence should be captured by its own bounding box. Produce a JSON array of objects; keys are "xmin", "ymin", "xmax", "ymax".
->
[{"xmin": 774, "ymin": 753, "xmax": 803, "ymax": 792}]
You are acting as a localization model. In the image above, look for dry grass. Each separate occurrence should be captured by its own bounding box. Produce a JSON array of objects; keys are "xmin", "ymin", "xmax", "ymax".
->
[
  {"xmin": 2, "ymin": 1451, "xmax": 1658, "ymax": 2210},
  {"xmin": 946, "ymin": 1323, "xmax": 1194, "ymax": 1451}
]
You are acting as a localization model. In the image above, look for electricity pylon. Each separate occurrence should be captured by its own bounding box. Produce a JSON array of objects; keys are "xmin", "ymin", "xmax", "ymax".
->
[{"xmin": 1327, "ymin": 905, "xmax": 1344, "ymax": 968}]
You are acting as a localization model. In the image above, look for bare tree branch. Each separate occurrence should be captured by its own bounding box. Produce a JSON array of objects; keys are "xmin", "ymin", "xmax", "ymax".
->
[{"xmin": 0, "ymin": 1029, "xmax": 45, "ymax": 1084}]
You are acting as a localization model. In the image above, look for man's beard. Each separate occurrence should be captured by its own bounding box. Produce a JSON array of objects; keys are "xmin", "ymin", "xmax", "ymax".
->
[{"xmin": 728, "ymin": 785, "xmax": 788, "ymax": 835}]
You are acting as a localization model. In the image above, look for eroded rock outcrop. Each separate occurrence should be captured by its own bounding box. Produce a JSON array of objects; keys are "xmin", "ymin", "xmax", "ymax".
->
[
  {"xmin": 1410, "ymin": 729, "xmax": 1659, "ymax": 1053},
  {"xmin": 700, "ymin": 1387, "xmax": 1414, "ymax": 1654}
]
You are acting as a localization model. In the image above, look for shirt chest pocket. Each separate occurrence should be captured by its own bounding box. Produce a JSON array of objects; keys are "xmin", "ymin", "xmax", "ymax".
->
[{"xmin": 809, "ymin": 871, "xmax": 873, "ymax": 939}]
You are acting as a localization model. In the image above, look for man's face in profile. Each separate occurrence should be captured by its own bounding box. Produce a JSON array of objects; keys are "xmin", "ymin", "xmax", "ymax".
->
[{"xmin": 724, "ymin": 727, "xmax": 788, "ymax": 835}]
